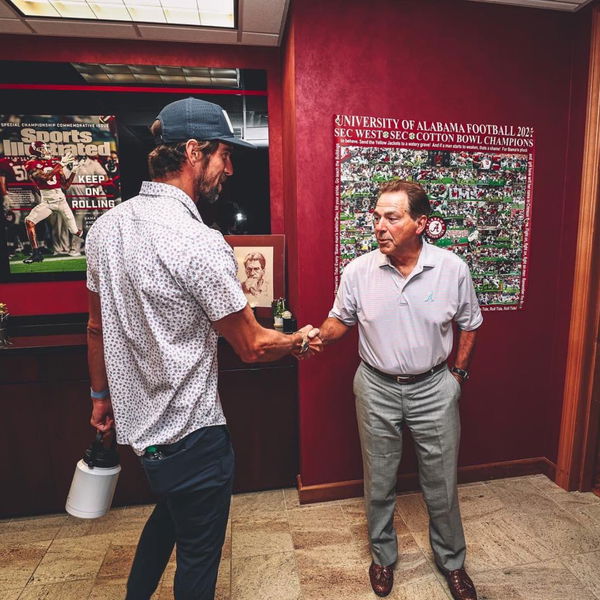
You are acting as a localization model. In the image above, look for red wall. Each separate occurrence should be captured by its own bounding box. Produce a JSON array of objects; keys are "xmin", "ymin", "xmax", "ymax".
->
[
  {"xmin": 283, "ymin": 0, "xmax": 591, "ymax": 485},
  {"xmin": 0, "ymin": 36, "xmax": 283, "ymax": 315},
  {"xmin": 0, "ymin": 1, "xmax": 592, "ymax": 489}
]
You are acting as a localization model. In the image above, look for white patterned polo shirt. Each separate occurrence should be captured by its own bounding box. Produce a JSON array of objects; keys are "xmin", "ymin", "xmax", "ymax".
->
[{"xmin": 86, "ymin": 181, "xmax": 247, "ymax": 455}]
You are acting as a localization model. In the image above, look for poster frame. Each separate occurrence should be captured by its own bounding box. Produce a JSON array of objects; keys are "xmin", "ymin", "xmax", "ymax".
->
[{"xmin": 224, "ymin": 234, "xmax": 285, "ymax": 318}]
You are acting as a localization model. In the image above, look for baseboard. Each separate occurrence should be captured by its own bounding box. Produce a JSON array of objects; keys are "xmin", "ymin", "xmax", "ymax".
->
[{"xmin": 297, "ymin": 456, "xmax": 557, "ymax": 505}]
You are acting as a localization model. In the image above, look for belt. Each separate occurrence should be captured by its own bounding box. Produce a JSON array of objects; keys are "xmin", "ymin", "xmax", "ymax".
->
[{"xmin": 362, "ymin": 360, "xmax": 447, "ymax": 384}]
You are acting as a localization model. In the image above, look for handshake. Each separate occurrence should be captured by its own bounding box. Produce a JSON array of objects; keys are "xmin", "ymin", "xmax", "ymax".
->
[{"xmin": 292, "ymin": 325, "xmax": 323, "ymax": 360}]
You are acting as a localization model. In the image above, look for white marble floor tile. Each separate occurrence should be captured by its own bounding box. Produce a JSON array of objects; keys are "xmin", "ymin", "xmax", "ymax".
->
[
  {"xmin": 31, "ymin": 533, "xmax": 112, "ymax": 585},
  {"xmin": 231, "ymin": 551, "xmax": 300, "ymax": 600},
  {"xmin": 484, "ymin": 477, "xmax": 559, "ymax": 516},
  {"xmin": 563, "ymin": 550, "xmax": 600, "ymax": 599},
  {"xmin": 288, "ymin": 503, "xmax": 353, "ymax": 550},
  {"xmin": 230, "ymin": 490, "xmax": 285, "ymax": 522},
  {"xmin": 395, "ymin": 493, "xmax": 429, "ymax": 532},
  {"xmin": 3, "ymin": 476, "xmax": 600, "ymax": 600},
  {"xmin": 516, "ymin": 505, "xmax": 600, "ymax": 557},
  {"xmin": 231, "ymin": 516, "xmax": 294, "ymax": 559},
  {"xmin": 0, "ymin": 541, "xmax": 51, "ymax": 588},
  {"xmin": 18, "ymin": 578, "xmax": 96, "ymax": 600},
  {"xmin": 475, "ymin": 559, "xmax": 597, "ymax": 600}
]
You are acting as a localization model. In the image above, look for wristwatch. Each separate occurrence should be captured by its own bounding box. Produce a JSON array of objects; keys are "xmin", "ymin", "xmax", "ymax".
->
[{"xmin": 451, "ymin": 367, "xmax": 469, "ymax": 381}]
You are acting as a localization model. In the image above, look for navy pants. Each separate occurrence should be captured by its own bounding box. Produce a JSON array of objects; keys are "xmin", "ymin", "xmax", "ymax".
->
[{"xmin": 126, "ymin": 425, "xmax": 234, "ymax": 600}]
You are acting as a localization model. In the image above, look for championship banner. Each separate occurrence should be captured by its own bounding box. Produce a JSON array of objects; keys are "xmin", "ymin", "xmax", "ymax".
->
[
  {"xmin": 334, "ymin": 115, "xmax": 535, "ymax": 311},
  {"xmin": 0, "ymin": 114, "xmax": 120, "ymax": 275}
]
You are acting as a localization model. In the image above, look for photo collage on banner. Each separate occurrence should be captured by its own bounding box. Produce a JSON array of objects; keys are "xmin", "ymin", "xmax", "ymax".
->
[
  {"xmin": 1, "ymin": 114, "xmax": 120, "ymax": 275},
  {"xmin": 334, "ymin": 115, "xmax": 535, "ymax": 310}
]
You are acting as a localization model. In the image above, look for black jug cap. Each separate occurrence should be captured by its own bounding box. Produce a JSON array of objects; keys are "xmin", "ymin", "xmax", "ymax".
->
[{"xmin": 83, "ymin": 432, "xmax": 120, "ymax": 469}]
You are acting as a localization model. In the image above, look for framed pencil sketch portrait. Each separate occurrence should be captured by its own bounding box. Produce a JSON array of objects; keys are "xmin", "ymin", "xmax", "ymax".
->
[{"xmin": 224, "ymin": 235, "xmax": 285, "ymax": 317}]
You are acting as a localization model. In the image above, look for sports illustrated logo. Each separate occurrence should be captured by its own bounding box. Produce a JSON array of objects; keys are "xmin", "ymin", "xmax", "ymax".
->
[
  {"xmin": 424, "ymin": 292, "xmax": 434, "ymax": 303},
  {"xmin": 425, "ymin": 216, "xmax": 447, "ymax": 241}
]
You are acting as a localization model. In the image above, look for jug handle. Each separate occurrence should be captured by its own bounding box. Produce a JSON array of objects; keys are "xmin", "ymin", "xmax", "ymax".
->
[{"xmin": 88, "ymin": 429, "xmax": 116, "ymax": 468}]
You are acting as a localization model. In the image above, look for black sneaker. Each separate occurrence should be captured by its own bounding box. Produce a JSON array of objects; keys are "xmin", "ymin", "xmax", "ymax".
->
[{"xmin": 23, "ymin": 251, "xmax": 43, "ymax": 264}]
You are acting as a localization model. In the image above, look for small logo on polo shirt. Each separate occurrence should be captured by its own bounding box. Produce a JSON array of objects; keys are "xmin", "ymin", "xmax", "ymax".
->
[{"xmin": 424, "ymin": 292, "xmax": 434, "ymax": 302}]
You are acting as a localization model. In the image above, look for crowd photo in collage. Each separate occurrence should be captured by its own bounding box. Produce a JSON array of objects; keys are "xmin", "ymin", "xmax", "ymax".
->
[{"xmin": 337, "ymin": 146, "xmax": 531, "ymax": 309}]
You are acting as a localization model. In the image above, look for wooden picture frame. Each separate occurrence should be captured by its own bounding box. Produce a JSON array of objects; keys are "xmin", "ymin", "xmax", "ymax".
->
[{"xmin": 224, "ymin": 234, "xmax": 285, "ymax": 318}]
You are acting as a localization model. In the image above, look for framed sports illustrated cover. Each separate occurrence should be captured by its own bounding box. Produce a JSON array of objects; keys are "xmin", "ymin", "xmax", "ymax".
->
[
  {"xmin": 0, "ymin": 114, "xmax": 121, "ymax": 282},
  {"xmin": 224, "ymin": 234, "xmax": 285, "ymax": 318}
]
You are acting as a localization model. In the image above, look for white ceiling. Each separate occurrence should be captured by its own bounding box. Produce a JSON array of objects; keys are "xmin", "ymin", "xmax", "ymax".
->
[
  {"xmin": 0, "ymin": 0, "xmax": 593, "ymax": 47},
  {"xmin": 0, "ymin": 0, "xmax": 289, "ymax": 45}
]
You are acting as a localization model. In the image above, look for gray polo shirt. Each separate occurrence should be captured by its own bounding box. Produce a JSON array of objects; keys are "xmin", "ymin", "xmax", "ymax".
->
[
  {"xmin": 329, "ymin": 241, "xmax": 483, "ymax": 375},
  {"xmin": 86, "ymin": 181, "xmax": 247, "ymax": 455}
]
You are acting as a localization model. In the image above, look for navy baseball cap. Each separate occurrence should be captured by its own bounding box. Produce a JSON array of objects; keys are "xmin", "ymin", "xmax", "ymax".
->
[{"xmin": 154, "ymin": 97, "xmax": 255, "ymax": 149}]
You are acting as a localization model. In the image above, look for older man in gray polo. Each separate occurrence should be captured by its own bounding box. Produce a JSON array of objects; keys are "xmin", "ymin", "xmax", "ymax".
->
[{"xmin": 317, "ymin": 180, "xmax": 482, "ymax": 600}]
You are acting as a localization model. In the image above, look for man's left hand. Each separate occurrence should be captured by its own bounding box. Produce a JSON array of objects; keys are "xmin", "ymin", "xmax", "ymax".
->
[
  {"xmin": 451, "ymin": 372, "xmax": 464, "ymax": 385},
  {"xmin": 90, "ymin": 397, "xmax": 114, "ymax": 433}
]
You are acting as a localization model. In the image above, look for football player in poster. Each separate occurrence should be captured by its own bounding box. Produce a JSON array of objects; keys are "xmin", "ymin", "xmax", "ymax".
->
[
  {"xmin": 1, "ymin": 153, "xmax": 39, "ymax": 257},
  {"xmin": 23, "ymin": 141, "xmax": 83, "ymax": 264},
  {"xmin": 0, "ymin": 154, "xmax": 17, "ymax": 211},
  {"xmin": 64, "ymin": 156, "xmax": 109, "ymax": 256},
  {"xmin": 0, "ymin": 155, "xmax": 21, "ymax": 256}
]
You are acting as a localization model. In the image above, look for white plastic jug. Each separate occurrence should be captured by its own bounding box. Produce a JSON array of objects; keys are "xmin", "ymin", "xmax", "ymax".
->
[{"xmin": 66, "ymin": 432, "xmax": 121, "ymax": 519}]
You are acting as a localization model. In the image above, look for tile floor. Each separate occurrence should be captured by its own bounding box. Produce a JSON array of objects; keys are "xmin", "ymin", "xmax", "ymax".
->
[{"xmin": 2, "ymin": 474, "xmax": 600, "ymax": 599}]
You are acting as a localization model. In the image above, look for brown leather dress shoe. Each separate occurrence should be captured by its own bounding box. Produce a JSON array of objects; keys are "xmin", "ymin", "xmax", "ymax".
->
[
  {"xmin": 369, "ymin": 561, "xmax": 394, "ymax": 597},
  {"xmin": 438, "ymin": 566, "xmax": 477, "ymax": 600}
]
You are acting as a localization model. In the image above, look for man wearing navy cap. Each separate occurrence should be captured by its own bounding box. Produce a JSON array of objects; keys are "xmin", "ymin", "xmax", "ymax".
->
[{"xmin": 85, "ymin": 98, "xmax": 320, "ymax": 600}]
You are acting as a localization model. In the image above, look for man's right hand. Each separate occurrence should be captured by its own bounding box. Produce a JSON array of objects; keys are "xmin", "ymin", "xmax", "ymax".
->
[
  {"xmin": 90, "ymin": 397, "xmax": 114, "ymax": 433},
  {"xmin": 293, "ymin": 325, "xmax": 323, "ymax": 359}
]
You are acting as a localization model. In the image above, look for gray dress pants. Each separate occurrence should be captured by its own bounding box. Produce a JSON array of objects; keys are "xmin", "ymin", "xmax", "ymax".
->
[{"xmin": 354, "ymin": 362, "xmax": 466, "ymax": 570}]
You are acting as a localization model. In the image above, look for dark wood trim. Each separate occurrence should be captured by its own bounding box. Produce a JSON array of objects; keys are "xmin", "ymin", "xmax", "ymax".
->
[
  {"xmin": 556, "ymin": 5, "xmax": 600, "ymax": 492},
  {"xmin": 296, "ymin": 474, "xmax": 363, "ymax": 504},
  {"xmin": 1, "ymin": 334, "xmax": 87, "ymax": 357},
  {"xmin": 7, "ymin": 313, "xmax": 88, "ymax": 337},
  {"xmin": 297, "ymin": 457, "xmax": 556, "ymax": 505},
  {"xmin": 457, "ymin": 456, "xmax": 556, "ymax": 482}
]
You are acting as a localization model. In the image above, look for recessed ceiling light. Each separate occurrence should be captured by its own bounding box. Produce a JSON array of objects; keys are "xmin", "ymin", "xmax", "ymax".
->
[
  {"xmin": 183, "ymin": 67, "xmax": 210, "ymax": 76},
  {"xmin": 7, "ymin": 0, "xmax": 235, "ymax": 28},
  {"xmin": 126, "ymin": 0, "xmax": 161, "ymax": 6},
  {"xmin": 11, "ymin": 0, "xmax": 59, "ymax": 17},
  {"xmin": 164, "ymin": 7, "xmax": 200, "ymax": 25},
  {"xmin": 51, "ymin": 1, "xmax": 96, "ymax": 18},
  {"xmin": 160, "ymin": 75, "xmax": 187, "ymax": 84},
  {"xmin": 134, "ymin": 73, "xmax": 163, "ymax": 82},
  {"xmin": 162, "ymin": 0, "xmax": 196, "ymax": 7},
  {"xmin": 72, "ymin": 63, "xmax": 241, "ymax": 88},
  {"xmin": 199, "ymin": 11, "xmax": 233, "ymax": 27},
  {"xmin": 104, "ymin": 64, "xmax": 132, "ymax": 74},
  {"xmin": 89, "ymin": 2, "xmax": 131, "ymax": 21},
  {"xmin": 127, "ymin": 5, "xmax": 166, "ymax": 22},
  {"xmin": 107, "ymin": 73, "xmax": 138, "ymax": 82}
]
